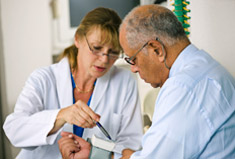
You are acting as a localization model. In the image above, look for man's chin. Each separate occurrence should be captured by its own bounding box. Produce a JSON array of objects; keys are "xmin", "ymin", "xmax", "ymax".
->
[
  {"xmin": 150, "ymin": 83, "xmax": 160, "ymax": 88},
  {"xmin": 140, "ymin": 76, "xmax": 160, "ymax": 88}
]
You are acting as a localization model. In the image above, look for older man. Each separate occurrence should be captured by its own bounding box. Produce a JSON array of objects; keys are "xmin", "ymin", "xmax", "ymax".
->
[{"xmin": 58, "ymin": 4, "xmax": 235, "ymax": 159}]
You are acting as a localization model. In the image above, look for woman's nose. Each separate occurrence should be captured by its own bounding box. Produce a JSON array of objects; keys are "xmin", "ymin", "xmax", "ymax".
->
[{"xmin": 99, "ymin": 53, "xmax": 109, "ymax": 63}]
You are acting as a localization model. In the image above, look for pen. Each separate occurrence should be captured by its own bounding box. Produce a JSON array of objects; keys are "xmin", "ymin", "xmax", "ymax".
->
[{"xmin": 95, "ymin": 121, "xmax": 112, "ymax": 140}]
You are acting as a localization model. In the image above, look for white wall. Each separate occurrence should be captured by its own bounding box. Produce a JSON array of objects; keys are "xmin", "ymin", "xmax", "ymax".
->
[
  {"xmin": 189, "ymin": 0, "xmax": 235, "ymax": 77},
  {"xmin": 0, "ymin": 0, "xmax": 52, "ymax": 158}
]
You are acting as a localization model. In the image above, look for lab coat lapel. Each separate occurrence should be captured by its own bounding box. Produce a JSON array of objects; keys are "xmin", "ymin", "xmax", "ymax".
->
[
  {"xmin": 90, "ymin": 66, "xmax": 113, "ymax": 111},
  {"xmin": 54, "ymin": 58, "xmax": 73, "ymax": 108}
]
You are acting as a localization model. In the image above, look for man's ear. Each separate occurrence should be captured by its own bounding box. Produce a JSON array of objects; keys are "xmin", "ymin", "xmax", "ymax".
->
[
  {"xmin": 154, "ymin": 49, "xmax": 159, "ymax": 55},
  {"xmin": 148, "ymin": 40, "xmax": 165, "ymax": 63}
]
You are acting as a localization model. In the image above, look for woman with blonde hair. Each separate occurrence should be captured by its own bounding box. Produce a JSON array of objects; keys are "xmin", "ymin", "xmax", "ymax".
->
[{"xmin": 4, "ymin": 7, "xmax": 142, "ymax": 159}]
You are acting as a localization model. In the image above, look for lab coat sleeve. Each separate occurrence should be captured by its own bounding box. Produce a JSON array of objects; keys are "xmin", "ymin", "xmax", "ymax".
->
[
  {"xmin": 114, "ymin": 74, "xmax": 143, "ymax": 154},
  {"xmin": 3, "ymin": 69, "xmax": 62, "ymax": 148}
]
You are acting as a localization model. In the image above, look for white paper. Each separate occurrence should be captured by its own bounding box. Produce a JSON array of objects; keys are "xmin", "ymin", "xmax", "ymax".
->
[{"xmin": 91, "ymin": 134, "xmax": 116, "ymax": 152}]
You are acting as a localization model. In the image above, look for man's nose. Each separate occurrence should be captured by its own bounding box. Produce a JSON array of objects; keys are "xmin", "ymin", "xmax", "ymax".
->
[{"xmin": 130, "ymin": 65, "xmax": 139, "ymax": 73}]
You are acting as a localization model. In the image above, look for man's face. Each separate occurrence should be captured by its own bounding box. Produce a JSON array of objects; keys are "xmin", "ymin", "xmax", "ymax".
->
[{"xmin": 119, "ymin": 27, "xmax": 164, "ymax": 88}]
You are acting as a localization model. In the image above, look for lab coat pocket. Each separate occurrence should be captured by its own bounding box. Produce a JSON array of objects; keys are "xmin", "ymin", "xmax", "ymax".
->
[{"xmin": 110, "ymin": 113, "xmax": 122, "ymax": 140}]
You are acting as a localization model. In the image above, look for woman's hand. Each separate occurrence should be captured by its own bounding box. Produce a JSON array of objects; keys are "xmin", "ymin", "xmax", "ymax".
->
[
  {"xmin": 59, "ymin": 100, "xmax": 100, "ymax": 128},
  {"xmin": 48, "ymin": 100, "xmax": 100, "ymax": 135}
]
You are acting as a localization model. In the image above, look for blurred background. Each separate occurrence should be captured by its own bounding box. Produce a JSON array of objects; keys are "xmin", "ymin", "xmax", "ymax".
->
[{"xmin": 0, "ymin": 0, "xmax": 235, "ymax": 158}]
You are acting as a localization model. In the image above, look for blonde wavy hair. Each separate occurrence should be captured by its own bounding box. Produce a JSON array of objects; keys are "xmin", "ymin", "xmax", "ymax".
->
[{"xmin": 57, "ymin": 7, "xmax": 122, "ymax": 71}]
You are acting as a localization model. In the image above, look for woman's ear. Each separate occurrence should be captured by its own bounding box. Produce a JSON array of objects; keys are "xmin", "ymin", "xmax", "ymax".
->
[
  {"xmin": 148, "ymin": 40, "xmax": 165, "ymax": 63},
  {"xmin": 74, "ymin": 36, "xmax": 79, "ymax": 48}
]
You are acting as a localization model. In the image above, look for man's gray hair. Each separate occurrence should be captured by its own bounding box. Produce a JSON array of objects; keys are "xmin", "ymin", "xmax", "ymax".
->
[{"xmin": 121, "ymin": 4, "xmax": 188, "ymax": 50}]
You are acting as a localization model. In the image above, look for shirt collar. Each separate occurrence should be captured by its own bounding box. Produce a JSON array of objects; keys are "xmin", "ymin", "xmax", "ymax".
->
[{"xmin": 169, "ymin": 44, "xmax": 198, "ymax": 78}]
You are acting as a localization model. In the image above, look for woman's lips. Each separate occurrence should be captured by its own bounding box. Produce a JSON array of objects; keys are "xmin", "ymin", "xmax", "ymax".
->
[{"xmin": 95, "ymin": 66, "xmax": 106, "ymax": 72}]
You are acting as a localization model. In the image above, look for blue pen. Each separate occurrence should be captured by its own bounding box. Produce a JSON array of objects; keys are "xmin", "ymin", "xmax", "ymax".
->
[{"xmin": 95, "ymin": 121, "xmax": 112, "ymax": 140}]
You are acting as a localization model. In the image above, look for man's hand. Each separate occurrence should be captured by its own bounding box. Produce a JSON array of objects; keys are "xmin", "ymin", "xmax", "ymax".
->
[
  {"xmin": 121, "ymin": 149, "xmax": 135, "ymax": 159},
  {"xmin": 58, "ymin": 131, "xmax": 91, "ymax": 159}
]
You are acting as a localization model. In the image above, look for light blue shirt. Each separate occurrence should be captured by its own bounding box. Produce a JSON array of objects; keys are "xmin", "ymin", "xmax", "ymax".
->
[{"xmin": 131, "ymin": 44, "xmax": 235, "ymax": 159}]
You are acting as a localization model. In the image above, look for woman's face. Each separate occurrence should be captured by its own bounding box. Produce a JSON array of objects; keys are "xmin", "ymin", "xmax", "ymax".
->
[{"xmin": 75, "ymin": 28, "xmax": 119, "ymax": 78}]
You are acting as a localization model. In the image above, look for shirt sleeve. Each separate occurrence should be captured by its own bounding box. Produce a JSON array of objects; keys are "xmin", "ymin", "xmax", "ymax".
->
[{"xmin": 130, "ymin": 81, "xmax": 207, "ymax": 159}]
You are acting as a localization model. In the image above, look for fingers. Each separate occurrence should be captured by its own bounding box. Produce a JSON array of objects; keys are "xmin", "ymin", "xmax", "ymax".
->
[
  {"xmin": 73, "ymin": 100, "xmax": 100, "ymax": 128},
  {"xmin": 59, "ymin": 132, "xmax": 81, "ymax": 148},
  {"xmin": 75, "ymin": 100, "xmax": 100, "ymax": 121},
  {"xmin": 77, "ymin": 100, "xmax": 100, "ymax": 122},
  {"xmin": 60, "ymin": 131, "xmax": 91, "ymax": 149},
  {"xmin": 121, "ymin": 149, "xmax": 135, "ymax": 159},
  {"xmin": 60, "ymin": 132, "xmax": 80, "ymax": 145},
  {"xmin": 61, "ymin": 131, "xmax": 72, "ymax": 137},
  {"xmin": 58, "ymin": 100, "xmax": 100, "ymax": 128},
  {"xmin": 58, "ymin": 133, "xmax": 81, "ymax": 159},
  {"xmin": 76, "ymin": 110, "xmax": 95, "ymax": 128},
  {"xmin": 61, "ymin": 132, "xmax": 82, "ymax": 144}
]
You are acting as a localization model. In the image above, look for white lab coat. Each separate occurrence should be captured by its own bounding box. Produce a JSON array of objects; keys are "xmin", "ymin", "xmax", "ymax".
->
[{"xmin": 3, "ymin": 57, "xmax": 143, "ymax": 159}]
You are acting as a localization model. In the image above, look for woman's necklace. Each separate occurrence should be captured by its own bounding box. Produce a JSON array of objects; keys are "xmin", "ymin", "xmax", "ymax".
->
[{"xmin": 72, "ymin": 74, "xmax": 94, "ymax": 93}]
